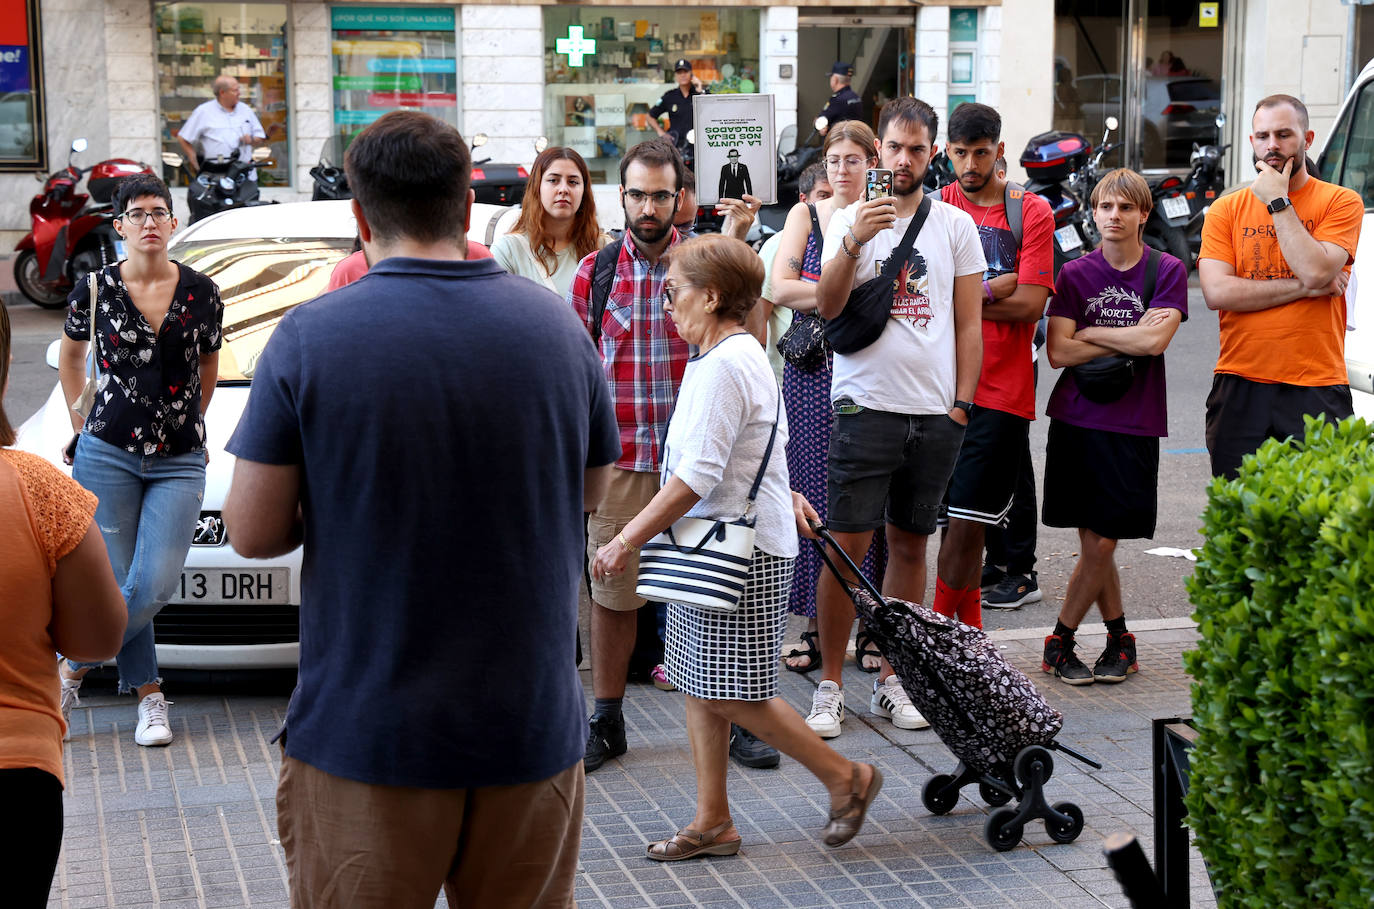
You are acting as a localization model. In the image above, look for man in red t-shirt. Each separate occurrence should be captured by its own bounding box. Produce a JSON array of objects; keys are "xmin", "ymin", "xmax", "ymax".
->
[{"xmin": 932, "ymin": 103, "xmax": 1055, "ymax": 627}]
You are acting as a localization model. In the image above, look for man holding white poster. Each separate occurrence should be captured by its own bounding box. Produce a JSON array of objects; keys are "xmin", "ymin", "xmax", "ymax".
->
[{"xmin": 694, "ymin": 94, "xmax": 776, "ymax": 206}]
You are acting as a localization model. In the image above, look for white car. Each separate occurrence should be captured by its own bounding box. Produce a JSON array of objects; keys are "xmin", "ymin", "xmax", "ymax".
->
[
  {"xmin": 1316, "ymin": 58, "xmax": 1374, "ymax": 420},
  {"xmin": 16, "ymin": 199, "xmax": 517, "ymax": 669}
]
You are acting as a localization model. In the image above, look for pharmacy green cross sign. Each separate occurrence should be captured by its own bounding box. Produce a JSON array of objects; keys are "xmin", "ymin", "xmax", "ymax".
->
[{"xmin": 556, "ymin": 25, "xmax": 597, "ymax": 67}]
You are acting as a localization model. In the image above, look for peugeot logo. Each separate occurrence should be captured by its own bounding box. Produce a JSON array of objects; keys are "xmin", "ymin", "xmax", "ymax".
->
[{"xmin": 193, "ymin": 513, "xmax": 227, "ymax": 546}]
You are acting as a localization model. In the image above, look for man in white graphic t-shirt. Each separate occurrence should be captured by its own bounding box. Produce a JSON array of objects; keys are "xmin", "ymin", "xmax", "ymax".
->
[{"xmin": 805, "ymin": 96, "xmax": 986, "ymax": 740}]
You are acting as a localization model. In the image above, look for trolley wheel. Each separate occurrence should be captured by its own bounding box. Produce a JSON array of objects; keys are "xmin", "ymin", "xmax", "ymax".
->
[
  {"xmin": 1046, "ymin": 801, "xmax": 1085, "ymax": 844},
  {"xmin": 979, "ymin": 779, "xmax": 1013, "ymax": 807},
  {"xmin": 985, "ymin": 807, "xmax": 1024, "ymax": 852},
  {"xmin": 921, "ymin": 774, "xmax": 959, "ymax": 815},
  {"xmin": 1014, "ymin": 745, "xmax": 1055, "ymax": 789}
]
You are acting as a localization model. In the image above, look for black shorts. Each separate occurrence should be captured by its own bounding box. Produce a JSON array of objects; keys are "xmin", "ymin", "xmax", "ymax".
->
[
  {"xmin": 827, "ymin": 400, "xmax": 966, "ymax": 535},
  {"xmin": 1205, "ymin": 374, "xmax": 1353, "ymax": 479},
  {"xmin": 940, "ymin": 407, "xmax": 1030, "ymax": 527},
  {"xmin": 1042, "ymin": 419, "xmax": 1159, "ymax": 540}
]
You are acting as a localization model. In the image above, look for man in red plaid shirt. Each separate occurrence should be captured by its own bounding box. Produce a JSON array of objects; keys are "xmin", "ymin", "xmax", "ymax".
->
[{"xmin": 568, "ymin": 139, "xmax": 689, "ymax": 773}]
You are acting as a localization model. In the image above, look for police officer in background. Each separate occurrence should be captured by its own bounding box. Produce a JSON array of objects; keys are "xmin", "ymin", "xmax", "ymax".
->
[
  {"xmin": 818, "ymin": 62, "xmax": 863, "ymax": 136},
  {"xmin": 650, "ymin": 59, "xmax": 706, "ymax": 156}
]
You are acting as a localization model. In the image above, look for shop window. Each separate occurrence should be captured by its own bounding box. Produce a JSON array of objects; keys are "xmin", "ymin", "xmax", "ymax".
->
[
  {"xmin": 156, "ymin": 2, "xmax": 289, "ymax": 186},
  {"xmin": 329, "ymin": 6, "xmax": 457, "ymax": 157},
  {"xmin": 0, "ymin": 0, "xmax": 46, "ymax": 171},
  {"xmin": 543, "ymin": 7, "xmax": 761, "ymax": 183}
]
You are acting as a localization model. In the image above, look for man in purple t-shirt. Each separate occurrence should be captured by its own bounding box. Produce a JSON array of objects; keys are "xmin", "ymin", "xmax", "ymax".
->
[{"xmin": 1040, "ymin": 169, "xmax": 1187, "ymax": 686}]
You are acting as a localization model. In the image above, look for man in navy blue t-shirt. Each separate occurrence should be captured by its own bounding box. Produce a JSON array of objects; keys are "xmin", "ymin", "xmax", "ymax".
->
[{"xmin": 222, "ymin": 111, "xmax": 619, "ymax": 908}]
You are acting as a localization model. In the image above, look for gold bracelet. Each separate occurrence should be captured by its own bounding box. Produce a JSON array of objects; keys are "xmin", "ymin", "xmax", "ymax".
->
[{"xmin": 618, "ymin": 531, "xmax": 638, "ymax": 552}]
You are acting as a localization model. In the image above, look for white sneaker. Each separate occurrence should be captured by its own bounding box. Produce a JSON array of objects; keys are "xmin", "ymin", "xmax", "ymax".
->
[
  {"xmin": 806, "ymin": 680, "xmax": 845, "ymax": 738},
  {"xmin": 135, "ymin": 692, "xmax": 174, "ymax": 747},
  {"xmin": 60, "ymin": 673, "xmax": 82, "ymax": 742},
  {"xmin": 871, "ymin": 675, "xmax": 930, "ymax": 730}
]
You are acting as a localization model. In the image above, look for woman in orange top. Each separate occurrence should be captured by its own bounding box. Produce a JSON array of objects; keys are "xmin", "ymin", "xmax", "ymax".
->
[{"xmin": 0, "ymin": 299, "xmax": 126, "ymax": 907}]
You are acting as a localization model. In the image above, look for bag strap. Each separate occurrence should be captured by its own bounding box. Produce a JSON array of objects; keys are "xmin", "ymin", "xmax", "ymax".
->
[
  {"xmin": 589, "ymin": 238, "xmax": 624, "ymax": 347},
  {"xmin": 1141, "ymin": 246, "xmax": 1160, "ymax": 307},
  {"xmin": 878, "ymin": 194, "xmax": 933, "ymax": 285},
  {"xmin": 86, "ymin": 271, "xmax": 98, "ymax": 382},
  {"xmin": 744, "ymin": 391, "xmax": 782, "ymax": 509},
  {"xmin": 806, "ymin": 202, "xmax": 823, "ymax": 255},
  {"xmin": 1004, "ymin": 181, "xmax": 1026, "ymax": 250}
]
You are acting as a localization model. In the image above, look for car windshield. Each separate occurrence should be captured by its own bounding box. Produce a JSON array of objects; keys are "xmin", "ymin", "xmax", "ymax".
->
[{"xmin": 172, "ymin": 238, "xmax": 354, "ymax": 383}]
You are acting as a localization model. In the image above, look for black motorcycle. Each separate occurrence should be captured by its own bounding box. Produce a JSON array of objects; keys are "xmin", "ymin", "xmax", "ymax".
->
[
  {"xmin": 1182, "ymin": 113, "xmax": 1229, "ymax": 264},
  {"xmin": 168, "ymin": 145, "xmax": 274, "ymax": 224},
  {"xmin": 1143, "ymin": 171, "xmax": 1193, "ymax": 269},
  {"xmin": 765, "ymin": 116, "xmax": 827, "ymax": 226},
  {"xmin": 309, "ymin": 135, "xmax": 350, "ymax": 201},
  {"xmin": 1021, "ymin": 126, "xmax": 1095, "ymax": 278}
]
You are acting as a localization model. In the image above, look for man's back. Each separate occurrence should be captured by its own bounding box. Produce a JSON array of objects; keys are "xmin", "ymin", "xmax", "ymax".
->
[{"xmin": 229, "ymin": 256, "xmax": 618, "ymax": 789}]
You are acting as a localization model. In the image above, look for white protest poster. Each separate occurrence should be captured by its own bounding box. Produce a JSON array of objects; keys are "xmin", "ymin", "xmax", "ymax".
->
[{"xmin": 693, "ymin": 93, "xmax": 776, "ymax": 205}]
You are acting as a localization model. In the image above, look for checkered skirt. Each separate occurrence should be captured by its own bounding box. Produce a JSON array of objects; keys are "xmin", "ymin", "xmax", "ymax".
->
[{"xmin": 664, "ymin": 550, "xmax": 795, "ymax": 700}]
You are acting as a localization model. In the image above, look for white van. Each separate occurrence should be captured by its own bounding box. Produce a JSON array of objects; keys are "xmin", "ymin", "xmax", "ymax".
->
[{"xmin": 1316, "ymin": 59, "xmax": 1374, "ymax": 418}]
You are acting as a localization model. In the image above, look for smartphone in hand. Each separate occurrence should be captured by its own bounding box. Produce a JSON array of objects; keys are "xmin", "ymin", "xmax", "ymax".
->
[{"xmin": 865, "ymin": 168, "xmax": 894, "ymax": 202}]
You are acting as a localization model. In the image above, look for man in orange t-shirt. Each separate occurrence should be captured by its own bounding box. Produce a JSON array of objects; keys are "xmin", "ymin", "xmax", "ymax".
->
[{"xmin": 1199, "ymin": 94, "xmax": 1362, "ymax": 478}]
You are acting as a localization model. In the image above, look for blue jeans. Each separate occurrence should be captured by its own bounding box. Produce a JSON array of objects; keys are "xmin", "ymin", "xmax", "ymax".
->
[{"xmin": 66, "ymin": 433, "xmax": 205, "ymax": 692}]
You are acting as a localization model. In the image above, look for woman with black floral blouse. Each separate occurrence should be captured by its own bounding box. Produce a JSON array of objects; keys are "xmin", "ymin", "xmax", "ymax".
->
[{"xmin": 55, "ymin": 174, "xmax": 224, "ymax": 748}]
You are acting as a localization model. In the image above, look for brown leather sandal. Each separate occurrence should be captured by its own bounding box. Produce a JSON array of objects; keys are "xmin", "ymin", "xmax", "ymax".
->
[
  {"xmin": 822, "ymin": 763, "xmax": 884, "ymax": 847},
  {"xmin": 645, "ymin": 818, "xmax": 742, "ymax": 861}
]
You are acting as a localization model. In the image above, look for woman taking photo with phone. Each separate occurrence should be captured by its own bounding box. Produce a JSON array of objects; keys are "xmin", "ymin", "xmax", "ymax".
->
[
  {"xmin": 591, "ymin": 235, "xmax": 882, "ymax": 862},
  {"xmin": 492, "ymin": 146, "xmax": 604, "ymax": 298},
  {"xmin": 770, "ymin": 122, "xmax": 899, "ymax": 689},
  {"xmin": 56, "ymin": 173, "xmax": 224, "ymax": 748}
]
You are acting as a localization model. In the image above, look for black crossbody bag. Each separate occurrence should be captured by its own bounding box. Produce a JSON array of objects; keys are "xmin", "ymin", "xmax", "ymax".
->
[
  {"xmin": 1068, "ymin": 248, "xmax": 1161, "ymax": 404},
  {"xmin": 776, "ymin": 203, "xmax": 829, "ymax": 370},
  {"xmin": 824, "ymin": 195, "xmax": 933, "ymax": 355}
]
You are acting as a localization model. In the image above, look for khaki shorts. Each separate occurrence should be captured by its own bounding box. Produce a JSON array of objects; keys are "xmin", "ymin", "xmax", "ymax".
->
[
  {"xmin": 587, "ymin": 468, "xmax": 660, "ymax": 612},
  {"xmin": 277, "ymin": 754, "xmax": 583, "ymax": 909}
]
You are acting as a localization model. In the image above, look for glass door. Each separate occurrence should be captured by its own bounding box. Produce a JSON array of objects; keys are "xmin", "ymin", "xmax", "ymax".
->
[{"xmin": 1129, "ymin": 0, "xmax": 1224, "ymax": 171}]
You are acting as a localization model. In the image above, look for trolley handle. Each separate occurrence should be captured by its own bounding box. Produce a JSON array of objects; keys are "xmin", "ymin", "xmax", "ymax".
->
[{"xmin": 808, "ymin": 521, "xmax": 887, "ymax": 606}]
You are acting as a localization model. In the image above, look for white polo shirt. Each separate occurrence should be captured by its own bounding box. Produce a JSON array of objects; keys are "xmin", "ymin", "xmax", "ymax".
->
[{"xmin": 179, "ymin": 99, "xmax": 266, "ymax": 177}]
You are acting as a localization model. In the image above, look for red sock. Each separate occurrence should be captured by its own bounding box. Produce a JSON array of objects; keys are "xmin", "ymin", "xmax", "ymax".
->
[
  {"xmin": 958, "ymin": 586, "xmax": 983, "ymax": 630},
  {"xmin": 933, "ymin": 577, "xmax": 959, "ymax": 618}
]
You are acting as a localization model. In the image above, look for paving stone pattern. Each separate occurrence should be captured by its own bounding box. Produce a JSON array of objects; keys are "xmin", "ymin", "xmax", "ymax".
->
[{"xmin": 50, "ymin": 623, "xmax": 1215, "ymax": 908}]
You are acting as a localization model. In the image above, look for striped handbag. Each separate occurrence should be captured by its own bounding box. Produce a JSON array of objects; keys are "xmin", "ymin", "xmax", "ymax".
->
[{"xmin": 635, "ymin": 397, "xmax": 780, "ymax": 613}]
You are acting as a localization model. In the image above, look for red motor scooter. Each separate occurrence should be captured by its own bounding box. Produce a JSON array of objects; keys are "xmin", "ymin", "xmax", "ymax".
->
[{"xmin": 13, "ymin": 137, "xmax": 155, "ymax": 309}]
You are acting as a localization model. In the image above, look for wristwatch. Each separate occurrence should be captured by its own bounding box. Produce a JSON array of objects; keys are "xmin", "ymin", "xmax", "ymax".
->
[
  {"xmin": 952, "ymin": 400, "xmax": 974, "ymax": 418},
  {"xmin": 1266, "ymin": 196, "xmax": 1291, "ymax": 215}
]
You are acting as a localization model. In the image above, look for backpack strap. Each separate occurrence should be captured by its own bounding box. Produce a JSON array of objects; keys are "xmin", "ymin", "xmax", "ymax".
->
[
  {"xmin": 805, "ymin": 202, "xmax": 823, "ymax": 256},
  {"xmin": 1141, "ymin": 247, "xmax": 1160, "ymax": 307},
  {"xmin": 1004, "ymin": 181, "xmax": 1026, "ymax": 250},
  {"xmin": 589, "ymin": 238, "xmax": 624, "ymax": 348}
]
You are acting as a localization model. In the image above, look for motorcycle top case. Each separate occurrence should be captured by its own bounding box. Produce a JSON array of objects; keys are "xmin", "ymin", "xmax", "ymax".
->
[
  {"xmin": 1019, "ymin": 131, "xmax": 1090, "ymax": 184},
  {"xmin": 87, "ymin": 159, "xmax": 155, "ymax": 205}
]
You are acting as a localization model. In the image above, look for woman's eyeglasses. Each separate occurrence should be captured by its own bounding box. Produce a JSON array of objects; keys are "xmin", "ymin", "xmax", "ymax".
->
[
  {"xmin": 824, "ymin": 155, "xmax": 867, "ymax": 172},
  {"xmin": 118, "ymin": 208, "xmax": 173, "ymax": 226},
  {"xmin": 662, "ymin": 282, "xmax": 697, "ymax": 305}
]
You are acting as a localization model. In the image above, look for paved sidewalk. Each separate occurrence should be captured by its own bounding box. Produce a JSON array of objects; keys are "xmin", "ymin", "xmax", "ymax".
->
[{"xmin": 51, "ymin": 620, "xmax": 1214, "ymax": 908}]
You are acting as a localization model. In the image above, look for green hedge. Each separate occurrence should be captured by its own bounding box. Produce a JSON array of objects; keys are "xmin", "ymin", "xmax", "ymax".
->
[{"xmin": 1185, "ymin": 415, "xmax": 1374, "ymax": 907}]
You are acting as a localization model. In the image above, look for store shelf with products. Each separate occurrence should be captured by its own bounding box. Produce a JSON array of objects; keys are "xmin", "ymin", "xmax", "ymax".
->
[{"xmin": 156, "ymin": 2, "xmax": 290, "ymax": 188}]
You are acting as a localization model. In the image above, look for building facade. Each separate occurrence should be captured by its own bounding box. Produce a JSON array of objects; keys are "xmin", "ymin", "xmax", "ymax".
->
[{"xmin": 0, "ymin": 0, "xmax": 1364, "ymax": 243}]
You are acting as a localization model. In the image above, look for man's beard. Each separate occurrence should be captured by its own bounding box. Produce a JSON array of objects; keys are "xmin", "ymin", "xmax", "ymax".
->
[
  {"xmin": 959, "ymin": 170, "xmax": 991, "ymax": 194},
  {"xmin": 893, "ymin": 163, "xmax": 929, "ymax": 196},
  {"xmin": 627, "ymin": 206, "xmax": 676, "ymax": 245}
]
